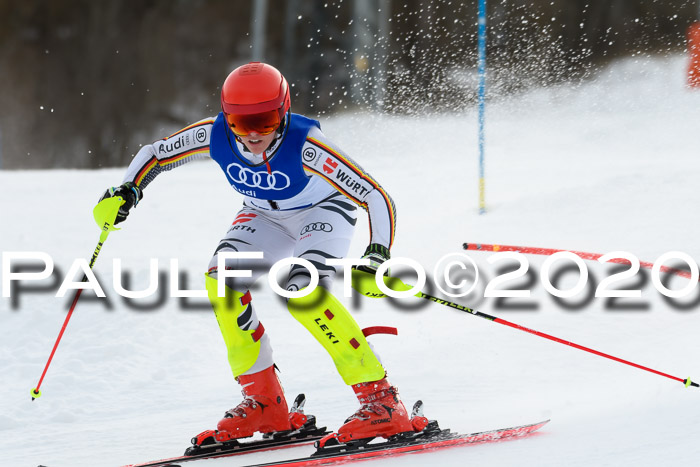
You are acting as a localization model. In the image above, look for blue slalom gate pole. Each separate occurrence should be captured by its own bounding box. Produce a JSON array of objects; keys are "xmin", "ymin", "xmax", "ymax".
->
[{"xmin": 477, "ymin": 0, "xmax": 487, "ymax": 214}]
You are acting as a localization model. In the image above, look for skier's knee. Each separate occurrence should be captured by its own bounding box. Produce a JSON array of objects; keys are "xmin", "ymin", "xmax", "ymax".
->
[
  {"xmin": 285, "ymin": 269, "xmax": 333, "ymax": 295},
  {"xmin": 207, "ymin": 252, "xmax": 266, "ymax": 291},
  {"xmin": 287, "ymin": 286, "xmax": 385, "ymax": 385}
]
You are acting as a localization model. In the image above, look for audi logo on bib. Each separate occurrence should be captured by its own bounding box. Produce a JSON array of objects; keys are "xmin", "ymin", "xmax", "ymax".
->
[
  {"xmin": 300, "ymin": 222, "xmax": 333, "ymax": 235},
  {"xmin": 226, "ymin": 163, "xmax": 291, "ymax": 190}
]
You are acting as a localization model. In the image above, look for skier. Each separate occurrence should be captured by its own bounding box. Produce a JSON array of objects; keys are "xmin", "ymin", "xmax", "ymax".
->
[{"xmin": 100, "ymin": 62, "xmax": 414, "ymax": 443}]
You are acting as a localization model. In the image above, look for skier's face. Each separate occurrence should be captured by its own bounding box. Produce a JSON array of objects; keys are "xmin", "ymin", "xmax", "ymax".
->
[{"xmin": 239, "ymin": 131, "xmax": 276, "ymax": 154}]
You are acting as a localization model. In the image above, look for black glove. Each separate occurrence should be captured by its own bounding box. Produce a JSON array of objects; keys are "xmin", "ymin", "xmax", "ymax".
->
[
  {"xmin": 354, "ymin": 243, "xmax": 391, "ymax": 275},
  {"xmin": 99, "ymin": 181, "xmax": 143, "ymax": 224}
]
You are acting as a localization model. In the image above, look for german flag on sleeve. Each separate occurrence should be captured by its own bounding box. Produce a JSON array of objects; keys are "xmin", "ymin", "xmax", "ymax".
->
[
  {"xmin": 128, "ymin": 119, "xmax": 214, "ymax": 189},
  {"xmin": 304, "ymin": 136, "xmax": 396, "ymax": 248}
]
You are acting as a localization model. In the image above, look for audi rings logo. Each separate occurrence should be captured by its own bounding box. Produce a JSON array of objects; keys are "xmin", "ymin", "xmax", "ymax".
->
[
  {"xmin": 226, "ymin": 163, "xmax": 291, "ymax": 190},
  {"xmin": 300, "ymin": 222, "xmax": 333, "ymax": 235}
]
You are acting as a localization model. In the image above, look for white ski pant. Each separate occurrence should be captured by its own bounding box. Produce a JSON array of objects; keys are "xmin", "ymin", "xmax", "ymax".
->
[{"xmin": 207, "ymin": 192, "xmax": 358, "ymax": 375}]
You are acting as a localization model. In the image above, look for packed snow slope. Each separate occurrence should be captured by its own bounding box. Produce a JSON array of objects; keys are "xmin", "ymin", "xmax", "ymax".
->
[{"xmin": 2, "ymin": 54, "xmax": 700, "ymax": 467}]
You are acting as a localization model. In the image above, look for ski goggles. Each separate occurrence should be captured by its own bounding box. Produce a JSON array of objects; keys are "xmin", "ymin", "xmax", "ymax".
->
[{"xmin": 225, "ymin": 110, "xmax": 281, "ymax": 137}]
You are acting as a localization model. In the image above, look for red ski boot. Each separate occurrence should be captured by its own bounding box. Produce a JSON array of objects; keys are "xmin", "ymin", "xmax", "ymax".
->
[
  {"xmin": 214, "ymin": 365, "xmax": 291, "ymax": 442},
  {"xmin": 335, "ymin": 377, "xmax": 414, "ymax": 443}
]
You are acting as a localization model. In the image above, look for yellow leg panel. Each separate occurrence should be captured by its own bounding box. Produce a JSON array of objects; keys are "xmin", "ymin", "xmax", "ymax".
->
[
  {"xmin": 287, "ymin": 287, "xmax": 385, "ymax": 385},
  {"xmin": 205, "ymin": 274, "xmax": 262, "ymax": 378}
]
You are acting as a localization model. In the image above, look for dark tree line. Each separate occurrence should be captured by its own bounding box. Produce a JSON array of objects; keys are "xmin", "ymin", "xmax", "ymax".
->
[{"xmin": 0, "ymin": 0, "xmax": 697, "ymax": 169}]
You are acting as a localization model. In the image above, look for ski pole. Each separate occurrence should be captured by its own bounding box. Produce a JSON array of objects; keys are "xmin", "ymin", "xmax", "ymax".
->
[
  {"xmin": 31, "ymin": 196, "xmax": 123, "ymax": 401},
  {"xmin": 415, "ymin": 290, "xmax": 698, "ymax": 388},
  {"xmin": 463, "ymin": 242, "xmax": 692, "ymax": 279},
  {"xmin": 352, "ymin": 270, "xmax": 698, "ymax": 389}
]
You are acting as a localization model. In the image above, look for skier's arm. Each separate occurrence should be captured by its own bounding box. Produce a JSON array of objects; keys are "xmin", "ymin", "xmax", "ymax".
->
[
  {"xmin": 99, "ymin": 118, "xmax": 214, "ymax": 223},
  {"xmin": 302, "ymin": 127, "xmax": 397, "ymax": 251},
  {"xmin": 122, "ymin": 118, "xmax": 214, "ymax": 189}
]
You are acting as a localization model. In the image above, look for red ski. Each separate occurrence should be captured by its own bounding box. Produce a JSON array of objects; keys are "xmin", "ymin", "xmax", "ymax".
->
[
  {"xmin": 122, "ymin": 427, "xmax": 327, "ymax": 467},
  {"xmin": 122, "ymin": 394, "xmax": 330, "ymax": 467},
  {"xmin": 123, "ymin": 397, "xmax": 548, "ymax": 467},
  {"xmin": 242, "ymin": 418, "xmax": 550, "ymax": 467}
]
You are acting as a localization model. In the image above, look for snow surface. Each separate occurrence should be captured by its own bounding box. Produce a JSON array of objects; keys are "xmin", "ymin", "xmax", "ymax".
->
[{"xmin": 2, "ymin": 55, "xmax": 700, "ymax": 467}]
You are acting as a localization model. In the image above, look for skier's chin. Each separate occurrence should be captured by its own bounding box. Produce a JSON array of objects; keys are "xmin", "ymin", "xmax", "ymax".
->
[{"xmin": 242, "ymin": 133, "xmax": 275, "ymax": 153}]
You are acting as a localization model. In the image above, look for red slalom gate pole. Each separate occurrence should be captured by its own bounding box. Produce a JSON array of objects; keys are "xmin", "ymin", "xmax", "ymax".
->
[
  {"xmin": 688, "ymin": 22, "xmax": 700, "ymax": 88},
  {"xmin": 463, "ymin": 242, "xmax": 692, "ymax": 279},
  {"xmin": 31, "ymin": 196, "xmax": 122, "ymax": 400},
  {"xmin": 415, "ymin": 290, "xmax": 699, "ymax": 389}
]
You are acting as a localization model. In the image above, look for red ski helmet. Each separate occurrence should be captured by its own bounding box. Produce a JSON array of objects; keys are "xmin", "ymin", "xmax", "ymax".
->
[{"xmin": 221, "ymin": 62, "xmax": 291, "ymax": 136}]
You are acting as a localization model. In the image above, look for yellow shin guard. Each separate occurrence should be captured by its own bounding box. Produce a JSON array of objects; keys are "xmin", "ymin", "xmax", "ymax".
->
[
  {"xmin": 287, "ymin": 287, "xmax": 385, "ymax": 385},
  {"xmin": 205, "ymin": 274, "xmax": 263, "ymax": 378}
]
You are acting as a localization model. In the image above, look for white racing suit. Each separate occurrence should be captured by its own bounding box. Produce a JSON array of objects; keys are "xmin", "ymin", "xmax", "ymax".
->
[{"xmin": 120, "ymin": 112, "xmax": 397, "ymax": 384}]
